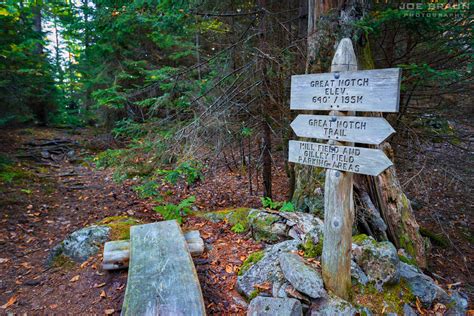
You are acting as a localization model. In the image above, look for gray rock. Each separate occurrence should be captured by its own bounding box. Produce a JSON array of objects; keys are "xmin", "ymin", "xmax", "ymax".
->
[
  {"xmin": 237, "ymin": 240, "xmax": 301, "ymax": 298},
  {"xmin": 446, "ymin": 290, "xmax": 468, "ymax": 315},
  {"xmin": 279, "ymin": 252, "xmax": 326, "ymax": 299},
  {"xmin": 352, "ymin": 236, "xmax": 400, "ymax": 288},
  {"xmin": 399, "ymin": 262, "xmax": 450, "ymax": 307},
  {"xmin": 279, "ymin": 212, "xmax": 324, "ymax": 241},
  {"xmin": 403, "ymin": 303, "xmax": 417, "ymax": 316},
  {"xmin": 310, "ymin": 296, "xmax": 365, "ymax": 316},
  {"xmin": 248, "ymin": 209, "xmax": 285, "ymax": 242},
  {"xmin": 47, "ymin": 226, "xmax": 111, "ymax": 265},
  {"xmin": 247, "ymin": 296, "xmax": 302, "ymax": 316},
  {"xmin": 350, "ymin": 260, "xmax": 369, "ymax": 285}
]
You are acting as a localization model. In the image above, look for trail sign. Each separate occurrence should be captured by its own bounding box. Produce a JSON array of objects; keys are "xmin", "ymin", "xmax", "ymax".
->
[
  {"xmin": 290, "ymin": 115, "xmax": 395, "ymax": 145},
  {"xmin": 290, "ymin": 68, "xmax": 401, "ymax": 112},
  {"xmin": 288, "ymin": 140, "xmax": 393, "ymax": 176}
]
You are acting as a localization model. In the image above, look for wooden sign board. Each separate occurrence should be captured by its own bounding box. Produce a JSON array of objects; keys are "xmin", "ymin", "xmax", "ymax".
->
[
  {"xmin": 288, "ymin": 140, "xmax": 393, "ymax": 176},
  {"xmin": 290, "ymin": 115, "xmax": 395, "ymax": 145},
  {"xmin": 290, "ymin": 68, "xmax": 401, "ymax": 112}
]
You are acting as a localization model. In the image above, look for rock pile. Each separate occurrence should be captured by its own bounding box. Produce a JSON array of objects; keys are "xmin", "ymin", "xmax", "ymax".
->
[{"xmin": 212, "ymin": 209, "xmax": 469, "ymax": 315}]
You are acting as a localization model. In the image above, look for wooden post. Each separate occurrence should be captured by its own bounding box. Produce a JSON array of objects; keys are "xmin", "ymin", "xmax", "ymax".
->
[{"xmin": 321, "ymin": 38, "xmax": 357, "ymax": 300}]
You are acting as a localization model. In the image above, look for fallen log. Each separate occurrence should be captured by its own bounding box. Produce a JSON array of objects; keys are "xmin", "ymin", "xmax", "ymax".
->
[{"xmin": 102, "ymin": 230, "xmax": 204, "ymax": 270}]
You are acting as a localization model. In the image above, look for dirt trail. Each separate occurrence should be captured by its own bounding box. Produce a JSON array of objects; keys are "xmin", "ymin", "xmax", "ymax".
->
[
  {"xmin": 0, "ymin": 126, "xmax": 472, "ymax": 313},
  {"xmin": 0, "ymin": 127, "xmax": 260, "ymax": 314}
]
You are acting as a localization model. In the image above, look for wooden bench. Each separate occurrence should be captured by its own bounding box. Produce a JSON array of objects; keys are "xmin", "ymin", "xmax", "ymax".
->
[
  {"xmin": 120, "ymin": 221, "xmax": 206, "ymax": 316},
  {"xmin": 102, "ymin": 230, "xmax": 204, "ymax": 270}
]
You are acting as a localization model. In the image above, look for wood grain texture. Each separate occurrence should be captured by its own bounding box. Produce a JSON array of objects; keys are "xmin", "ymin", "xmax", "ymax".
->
[
  {"xmin": 288, "ymin": 140, "xmax": 393, "ymax": 176},
  {"xmin": 102, "ymin": 231, "xmax": 205, "ymax": 271},
  {"xmin": 290, "ymin": 68, "xmax": 401, "ymax": 112},
  {"xmin": 121, "ymin": 221, "xmax": 206, "ymax": 316},
  {"xmin": 321, "ymin": 38, "xmax": 357, "ymax": 300},
  {"xmin": 290, "ymin": 114, "xmax": 395, "ymax": 145}
]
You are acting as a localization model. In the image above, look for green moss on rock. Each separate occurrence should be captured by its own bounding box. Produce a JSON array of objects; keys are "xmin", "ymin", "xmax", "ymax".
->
[
  {"xmin": 51, "ymin": 254, "xmax": 76, "ymax": 269},
  {"xmin": 97, "ymin": 216, "xmax": 141, "ymax": 240},
  {"xmin": 352, "ymin": 280, "xmax": 415, "ymax": 314},
  {"xmin": 299, "ymin": 238, "xmax": 323, "ymax": 258},
  {"xmin": 238, "ymin": 250, "xmax": 264, "ymax": 276}
]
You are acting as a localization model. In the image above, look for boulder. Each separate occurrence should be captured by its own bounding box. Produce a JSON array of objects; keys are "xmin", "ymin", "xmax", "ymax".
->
[
  {"xmin": 47, "ymin": 225, "xmax": 111, "ymax": 265},
  {"xmin": 399, "ymin": 262, "xmax": 450, "ymax": 307},
  {"xmin": 350, "ymin": 260, "xmax": 369, "ymax": 285},
  {"xmin": 403, "ymin": 304, "xmax": 417, "ymax": 316},
  {"xmin": 247, "ymin": 296, "xmax": 302, "ymax": 316},
  {"xmin": 248, "ymin": 209, "xmax": 284, "ymax": 242},
  {"xmin": 279, "ymin": 252, "xmax": 326, "ymax": 299},
  {"xmin": 237, "ymin": 240, "xmax": 301, "ymax": 298},
  {"xmin": 352, "ymin": 235, "xmax": 400, "ymax": 288},
  {"xmin": 280, "ymin": 212, "xmax": 324, "ymax": 241},
  {"xmin": 310, "ymin": 296, "xmax": 371, "ymax": 316},
  {"xmin": 446, "ymin": 290, "xmax": 469, "ymax": 315}
]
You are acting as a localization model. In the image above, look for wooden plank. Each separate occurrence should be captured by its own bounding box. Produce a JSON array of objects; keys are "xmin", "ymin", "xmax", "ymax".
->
[
  {"xmin": 102, "ymin": 231, "xmax": 205, "ymax": 271},
  {"xmin": 290, "ymin": 68, "xmax": 401, "ymax": 112},
  {"xmin": 290, "ymin": 114, "xmax": 395, "ymax": 145},
  {"xmin": 121, "ymin": 221, "xmax": 206, "ymax": 316},
  {"xmin": 321, "ymin": 38, "xmax": 356, "ymax": 300},
  {"xmin": 288, "ymin": 140, "xmax": 393, "ymax": 176}
]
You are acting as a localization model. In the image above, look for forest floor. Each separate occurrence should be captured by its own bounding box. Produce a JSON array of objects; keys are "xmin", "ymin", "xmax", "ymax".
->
[{"xmin": 0, "ymin": 122, "xmax": 472, "ymax": 314}]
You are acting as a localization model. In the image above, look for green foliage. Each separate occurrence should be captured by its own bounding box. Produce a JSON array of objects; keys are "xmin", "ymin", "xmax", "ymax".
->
[
  {"xmin": 153, "ymin": 196, "xmax": 196, "ymax": 224},
  {"xmin": 280, "ymin": 201, "xmax": 295, "ymax": 212},
  {"xmin": 231, "ymin": 223, "xmax": 246, "ymax": 234},
  {"xmin": 132, "ymin": 180, "xmax": 160, "ymax": 199},
  {"xmin": 94, "ymin": 149, "xmax": 126, "ymax": 169},
  {"xmin": 260, "ymin": 197, "xmax": 295, "ymax": 212},
  {"xmin": 156, "ymin": 161, "xmax": 203, "ymax": 185}
]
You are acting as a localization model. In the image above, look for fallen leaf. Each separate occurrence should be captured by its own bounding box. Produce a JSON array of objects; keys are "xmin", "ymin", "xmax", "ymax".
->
[
  {"xmin": 0, "ymin": 258, "xmax": 9, "ymax": 264},
  {"xmin": 70, "ymin": 275, "xmax": 80, "ymax": 282},
  {"xmin": 100, "ymin": 290, "xmax": 107, "ymax": 298},
  {"xmin": 94, "ymin": 282, "xmax": 106, "ymax": 288},
  {"xmin": 49, "ymin": 304, "xmax": 58, "ymax": 309},
  {"xmin": 80, "ymin": 261, "xmax": 89, "ymax": 269},
  {"xmin": 117, "ymin": 283, "xmax": 125, "ymax": 290},
  {"xmin": 104, "ymin": 309, "xmax": 115, "ymax": 315},
  {"xmin": 225, "ymin": 265, "xmax": 233, "ymax": 273},
  {"xmin": 20, "ymin": 262, "xmax": 32, "ymax": 269},
  {"xmin": 1, "ymin": 295, "xmax": 17, "ymax": 309}
]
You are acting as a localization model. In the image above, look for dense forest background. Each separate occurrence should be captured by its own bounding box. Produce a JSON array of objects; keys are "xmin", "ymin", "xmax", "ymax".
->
[
  {"xmin": 2, "ymin": 0, "xmax": 471, "ymax": 175},
  {"xmin": 0, "ymin": 0, "xmax": 472, "ymax": 313}
]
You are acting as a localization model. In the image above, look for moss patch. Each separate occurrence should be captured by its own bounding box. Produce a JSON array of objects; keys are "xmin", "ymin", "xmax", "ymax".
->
[
  {"xmin": 51, "ymin": 254, "xmax": 76, "ymax": 269},
  {"xmin": 201, "ymin": 208, "xmax": 251, "ymax": 230},
  {"xmin": 352, "ymin": 280, "xmax": 415, "ymax": 314},
  {"xmin": 419, "ymin": 227, "xmax": 449, "ymax": 248},
  {"xmin": 97, "ymin": 216, "xmax": 141, "ymax": 240},
  {"xmin": 352, "ymin": 234, "xmax": 376, "ymax": 245},
  {"xmin": 248, "ymin": 289, "xmax": 261, "ymax": 300},
  {"xmin": 299, "ymin": 238, "xmax": 323, "ymax": 258},
  {"xmin": 238, "ymin": 250, "xmax": 264, "ymax": 276},
  {"xmin": 399, "ymin": 254, "xmax": 417, "ymax": 266}
]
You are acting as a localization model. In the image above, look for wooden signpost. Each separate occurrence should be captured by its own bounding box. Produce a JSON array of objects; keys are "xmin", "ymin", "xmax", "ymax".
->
[
  {"xmin": 289, "ymin": 38, "xmax": 401, "ymax": 299},
  {"xmin": 290, "ymin": 115, "xmax": 395, "ymax": 144},
  {"xmin": 290, "ymin": 68, "xmax": 401, "ymax": 112},
  {"xmin": 288, "ymin": 140, "xmax": 393, "ymax": 176}
]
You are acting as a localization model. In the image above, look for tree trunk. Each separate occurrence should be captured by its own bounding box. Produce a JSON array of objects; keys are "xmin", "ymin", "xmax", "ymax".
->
[
  {"xmin": 292, "ymin": 0, "xmax": 339, "ymax": 213},
  {"xmin": 258, "ymin": 0, "xmax": 272, "ymax": 199},
  {"xmin": 355, "ymin": 35, "xmax": 427, "ymax": 268}
]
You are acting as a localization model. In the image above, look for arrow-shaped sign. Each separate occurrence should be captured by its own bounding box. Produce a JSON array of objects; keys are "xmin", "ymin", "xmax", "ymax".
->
[
  {"xmin": 290, "ymin": 115, "xmax": 395, "ymax": 145},
  {"xmin": 288, "ymin": 140, "xmax": 393, "ymax": 176}
]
